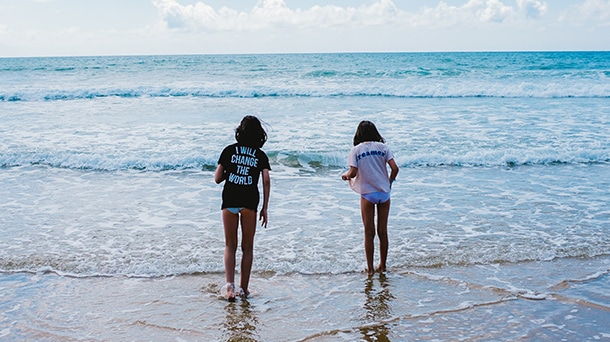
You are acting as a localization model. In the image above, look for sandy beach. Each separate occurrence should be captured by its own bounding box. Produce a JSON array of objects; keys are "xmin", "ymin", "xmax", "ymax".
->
[{"xmin": 2, "ymin": 256, "xmax": 608, "ymax": 341}]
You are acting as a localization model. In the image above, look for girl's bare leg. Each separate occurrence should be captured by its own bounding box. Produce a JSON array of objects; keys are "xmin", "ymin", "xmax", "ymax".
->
[
  {"xmin": 360, "ymin": 197, "xmax": 377, "ymax": 276},
  {"xmin": 222, "ymin": 209, "xmax": 239, "ymax": 288},
  {"xmin": 376, "ymin": 199, "xmax": 391, "ymax": 272},
  {"xmin": 239, "ymin": 208, "xmax": 257, "ymax": 296}
]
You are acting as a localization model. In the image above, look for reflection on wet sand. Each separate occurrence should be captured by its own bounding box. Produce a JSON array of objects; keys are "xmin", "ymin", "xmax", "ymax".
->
[
  {"xmin": 360, "ymin": 273, "xmax": 395, "ymax": 341},
  {"xmin": 222, "ymin": 298, "xmax": 260, "ymax": 342}
]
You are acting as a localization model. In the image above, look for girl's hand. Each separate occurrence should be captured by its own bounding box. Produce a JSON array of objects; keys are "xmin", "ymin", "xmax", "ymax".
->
[
  {"xmin": 214, "ymin": 164, "xmax": 226, "ymax": 184},
  {"xmin": 259, "ymin": 208, "xmax": 268, "ymax": 228},
  {"xmin": 342, "ymin": 166, "xmax": 358, "ymax": 181}
]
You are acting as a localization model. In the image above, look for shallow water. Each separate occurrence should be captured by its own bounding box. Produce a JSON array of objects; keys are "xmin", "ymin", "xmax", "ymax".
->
[
  {"xmin": 1, "ymin": 257, "xmax": 608, "ymax": 341},
  {"xmin": 1, "ymin": 158, "xmax": 608, "ymax": 276}
]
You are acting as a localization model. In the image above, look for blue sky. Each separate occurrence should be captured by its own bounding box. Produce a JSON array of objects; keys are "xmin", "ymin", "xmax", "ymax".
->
[{"xmin": 0, "ymin": 0, "xmax": 608, "ymax": 57}]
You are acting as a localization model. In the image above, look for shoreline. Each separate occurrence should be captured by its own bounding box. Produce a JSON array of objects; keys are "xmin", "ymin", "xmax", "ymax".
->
[{"xmin": 1, "ymin": 256, "xmax": 608, "ymax": 341}]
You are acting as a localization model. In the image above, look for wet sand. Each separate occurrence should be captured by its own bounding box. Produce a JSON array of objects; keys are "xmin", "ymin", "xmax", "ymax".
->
[{"xmin": 1, "ymin": 257, "xmax": 609, "ymax": 341}]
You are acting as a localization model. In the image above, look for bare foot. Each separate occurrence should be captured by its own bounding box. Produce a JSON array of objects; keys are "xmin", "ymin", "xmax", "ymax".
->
[
  {"xmin": 237, "ymin": 287, "xmax": 249, "ymax": 298},
  {"xmin": 221, "ymin": 283, "xmax": 236, "ymax": 300}
]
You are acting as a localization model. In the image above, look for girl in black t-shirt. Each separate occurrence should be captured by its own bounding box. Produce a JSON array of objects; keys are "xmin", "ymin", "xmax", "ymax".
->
[{"xmin": 215, "ymin": 115, "xmax": 271, "ymax": 300}]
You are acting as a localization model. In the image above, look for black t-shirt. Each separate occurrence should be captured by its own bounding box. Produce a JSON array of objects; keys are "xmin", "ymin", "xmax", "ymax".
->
[{"xmin": 218, "ymin": 143, "xmax": 271, "ymax": 210}]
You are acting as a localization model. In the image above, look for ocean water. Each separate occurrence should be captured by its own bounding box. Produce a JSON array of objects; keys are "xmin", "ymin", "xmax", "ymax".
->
[{"xmin": 1, "ymin": 52, "xmax": 609, "ymax": 340}]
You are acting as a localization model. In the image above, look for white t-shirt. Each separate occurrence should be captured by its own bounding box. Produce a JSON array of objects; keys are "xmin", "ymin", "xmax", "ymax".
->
[{"xmin": 347, "ymin": 141, "xmax": 394, "ymax": 194}]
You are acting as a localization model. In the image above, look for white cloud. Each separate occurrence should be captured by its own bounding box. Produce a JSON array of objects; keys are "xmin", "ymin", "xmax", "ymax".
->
[
  {"xmin": 152, "ymin": 0, "xmax": 405, "ymax": 31},
  {"xmin": 153, "ymin": 0, "xmax": 552, "ymax": 32},
  {"xmin": 405, "ymin": 0, "xmax": 521, "ymax": 28},
  {"xmin": 517, "ymin": 0, "xmax": 548, "ymax": 19},
  {"xmin": 470, "ymin": 0, "xmax": 513, "ymax": 23}
]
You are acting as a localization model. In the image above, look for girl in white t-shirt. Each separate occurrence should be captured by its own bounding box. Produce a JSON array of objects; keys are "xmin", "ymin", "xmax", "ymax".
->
[{"xmin": 342, "ymin": 121, "xmax": 399, "ymax": 276}]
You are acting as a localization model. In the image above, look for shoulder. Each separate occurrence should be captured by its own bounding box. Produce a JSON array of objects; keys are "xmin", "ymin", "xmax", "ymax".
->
[
  {"xmin": 219, "ymin": 144, "xmax": 237, "ymax": 158},
  {"xmin": 256, "ymin": 147, "xmax": 269, "ymax": 157},
  {"xmin": 222, "ymin": 143, "xmax": 237, "ymax": 151},
  {"xmin": 256, "ymin": 148, "xmax": 271, "ymax": 166},
  {"xmin": 379, "ymin": 143, "xmax": 394, "ymax": 159},
  {"xmin": 372, "ymin": 141, "xmax": 391, "ymax": 151},
  {"xmin": 352, "ymin": 142, "xmax": 367, "ymax": 151}
]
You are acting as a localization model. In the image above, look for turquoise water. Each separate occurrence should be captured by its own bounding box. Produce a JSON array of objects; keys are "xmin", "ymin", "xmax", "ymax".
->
[{"xmin": 1, "ymin": 52, "xmax": 609, "ymax": 277}]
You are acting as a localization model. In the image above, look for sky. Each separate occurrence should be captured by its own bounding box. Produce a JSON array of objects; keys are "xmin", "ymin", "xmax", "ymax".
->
[{"xmin": 0, "ymin": 0, "xmax": 608, "ymax": 57}]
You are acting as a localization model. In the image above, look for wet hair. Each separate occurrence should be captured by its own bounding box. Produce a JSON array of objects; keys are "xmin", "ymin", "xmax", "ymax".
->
[
  {"xmin": 353, "ymin": 120, "xmax": 385, "ymax": 146},
  {"xmin": 235, "ymin": 115, "xmax": 268, "ymax": 148}
]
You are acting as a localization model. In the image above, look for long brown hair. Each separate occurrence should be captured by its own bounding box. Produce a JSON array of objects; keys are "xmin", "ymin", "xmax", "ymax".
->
[
  {"xmin": 235, "ymin": 115, "xmax": 268, "ymax": 148},
  {"xmin": 353, "ymin": 120, "xmax": 385, "ymax": 146}
]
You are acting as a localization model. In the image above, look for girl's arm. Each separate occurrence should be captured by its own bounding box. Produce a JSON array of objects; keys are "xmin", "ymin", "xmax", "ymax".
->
[
  {"xmin": 214, "ymin": 164, "xmax": 225, "ymax": 184},
  {"xmin": 341, "ymin": 166, "xmax": 358, "ymax": 180},
  {"xmin": 259, "ymin": 168, "xmax": 270, "ymax": 228},
  {"xmin": 388, "ymin": 159, "xmax": 399, "ymax": 183}
]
